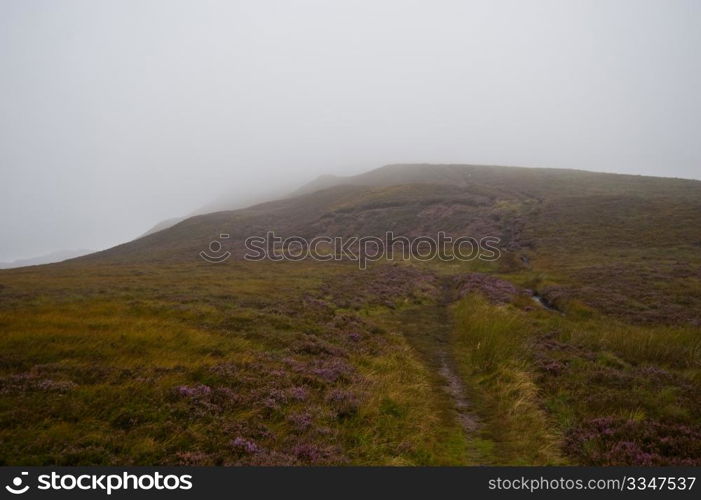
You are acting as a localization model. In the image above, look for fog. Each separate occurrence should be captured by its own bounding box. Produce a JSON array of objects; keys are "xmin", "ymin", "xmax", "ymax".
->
[{"xmin": 1, "ymin": 0, "xmax": 699, "ymax": 262}]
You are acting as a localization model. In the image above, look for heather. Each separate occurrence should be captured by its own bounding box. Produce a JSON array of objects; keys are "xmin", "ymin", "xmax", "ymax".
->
[
  {"xmin": 2, "ymin": 255, "xmax": 700, "ymax": 465},
  {"xmin": 450, "ymin": 291, "xmax": 701, "ymax": 465},
  {"xmin": 0, "ymin": 261, "xmax": 469, "ymax": 465},
  {"xmin": 1, "ymin": 166, "xmax": 700, "ymax": 465}
]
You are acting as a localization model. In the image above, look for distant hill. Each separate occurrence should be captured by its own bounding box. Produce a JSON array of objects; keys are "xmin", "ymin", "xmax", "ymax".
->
[
  {"xmin": 139, "ymin": 187, "xmax": 288, "ymax": 238},
  {"xmin": 0, "ymin": 249, "xmax": 93, "ymax": 269},
  {"xmin": 294, "ymin": 163, "xmax": 700, "ymax": 198},
  {"xmin": 139, "ymin": 217, "xmax": 188, "ymax": 238},
  {"xmin": 132, "ymin": 163, "xmax": 701, "ymax": 246},
  {"xmin": 76, "ymin": 163, "xmax": 701, "ymax": 264}
]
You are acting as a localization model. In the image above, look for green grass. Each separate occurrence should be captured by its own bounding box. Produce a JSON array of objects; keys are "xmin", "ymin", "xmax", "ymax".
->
[
  {"xmin": 0, "ymin": 261, "xmax": 473, "ymax": 465},
  {"xmin": 451, "ymin": 295, "xmax": 564, "ymax": 464},
  {"xmin": 1, "ymin": 257, "xmax": 699, "ymax": 465},
  {"xmin": 448, "ymin": 289, "xmax": 701, "ymax": 465}
]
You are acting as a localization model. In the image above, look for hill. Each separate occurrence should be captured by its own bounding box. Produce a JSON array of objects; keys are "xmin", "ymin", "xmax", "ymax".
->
[
  {"xmin": 294, "ymin": 163, "xmax": 701, "ymax": 198},
  {"xmin": 1, "ymin": 163, "xmax": 700, "ymax": 466},
  {"xmin": 80, "ymin": 164, "xmax": 701, "ymax": 262},
  {"xmin": 77, "ymin": 164, "xmax": 701, "ymax": 325},
  {"xmin": 0, "ymin": 249, "xmax": 93, "ymax": 269}
]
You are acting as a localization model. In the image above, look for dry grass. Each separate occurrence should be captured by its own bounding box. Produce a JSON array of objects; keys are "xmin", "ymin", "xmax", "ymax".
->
[{"xmin": 451, "ymin": 295, "xmax": 564, "ymax": 464}]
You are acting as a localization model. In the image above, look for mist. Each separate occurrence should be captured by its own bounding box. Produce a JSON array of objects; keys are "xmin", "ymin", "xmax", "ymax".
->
[{"xmin": 1, "ymin": 0, "xmax": 699, "ymax": 262}]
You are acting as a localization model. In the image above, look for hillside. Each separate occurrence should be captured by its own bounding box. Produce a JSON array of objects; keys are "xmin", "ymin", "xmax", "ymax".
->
[
  {"xmin": 294, "ymin": 164, "xmax": 701, "ymax": 199},
  {"xmin": 81, "ymin": 164, "xmax": 701, "ymax": 260},
  {"xmin": 79, "ymin": 164, "xmax": 701, "ymax": 325},
  {"xmin": 1, "ymin": 164, "xmax": 700, "ymax": 466}
]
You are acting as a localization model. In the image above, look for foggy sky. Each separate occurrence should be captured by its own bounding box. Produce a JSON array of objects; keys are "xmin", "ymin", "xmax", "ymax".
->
[{"xmin": 1, "ymin": 0, "xmax": 700, "ymax": 262}]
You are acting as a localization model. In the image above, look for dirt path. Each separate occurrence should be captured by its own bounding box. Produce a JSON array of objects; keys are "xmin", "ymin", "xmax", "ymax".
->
[{"xmin": 396, "ymin": 281, "xmax": 480, "ymax": 440}]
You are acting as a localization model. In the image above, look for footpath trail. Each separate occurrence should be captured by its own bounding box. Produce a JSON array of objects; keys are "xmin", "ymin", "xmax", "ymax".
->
[{"xmin": 395, "ymin": 280, "xmax": 482, "ymax": 461}]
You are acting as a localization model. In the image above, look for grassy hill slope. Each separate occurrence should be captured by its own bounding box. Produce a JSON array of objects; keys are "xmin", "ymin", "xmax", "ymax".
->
[{"xmin": 1, "ymin": 164, "xmax": 700, "ymax": 465}]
